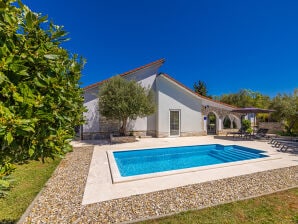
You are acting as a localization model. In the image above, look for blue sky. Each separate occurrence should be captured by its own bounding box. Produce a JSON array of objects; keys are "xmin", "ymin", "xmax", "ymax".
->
[{"xmin": 22, "ymin": 0, "xmax": 297, "ymax": 97}]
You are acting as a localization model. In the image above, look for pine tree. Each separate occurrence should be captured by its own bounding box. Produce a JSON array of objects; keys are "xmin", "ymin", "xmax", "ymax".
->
[{"xmin": 193, "ymin": 80, "xmax": 208, "ymax": 96}]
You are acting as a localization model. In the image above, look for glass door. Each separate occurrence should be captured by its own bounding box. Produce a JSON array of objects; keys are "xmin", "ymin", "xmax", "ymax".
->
[{"xmin": 170, "ymin": 110, "xmax": 180, "ymax": 136}]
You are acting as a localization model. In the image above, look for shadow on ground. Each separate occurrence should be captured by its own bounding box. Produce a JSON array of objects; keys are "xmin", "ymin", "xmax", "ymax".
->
[
  {"xmin": 0, "ymin": 219, "xmax": 17, "ymax": 224},
  {"xmin": 71, "ymin": 140, "xmax": 111, "ymax": 147},
  {"xmin": 214, "ymin": 136, "xmax": 254, "ymax": 141}
]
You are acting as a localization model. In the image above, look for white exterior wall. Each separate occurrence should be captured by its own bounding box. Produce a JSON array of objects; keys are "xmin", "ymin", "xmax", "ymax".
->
[
  {"xmin": 83, "ymin": 61, "xmax": 236, "ymax": 139},
  {"xmin": 125, "ymin": 65, "xmax": 159, "ymax": 135},
  {"xmin": 83, "ymin": 87, "xmax": 100, "ymax": 133},
  {"xmin": 83, "ymin": 64, "xmax": 161, "ymax": 137},
  {"xmin": 156, "ymin": 76, "xmax": 203, "ymax": 137}
]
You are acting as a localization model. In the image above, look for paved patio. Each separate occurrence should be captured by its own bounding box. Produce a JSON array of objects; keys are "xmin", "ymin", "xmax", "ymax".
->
[
  {"xmin": 82, "ymin": 136, "xmax": 297, "ymax": 204},
  {"xmin": 20, "ymin": 136, "xmax": 298, "ymax": 223}
]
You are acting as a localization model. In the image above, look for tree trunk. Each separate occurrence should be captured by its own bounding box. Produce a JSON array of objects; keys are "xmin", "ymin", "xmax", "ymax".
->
[
  {"xmin": 119, "ymin": 118, "xmax": 127, "ymax": 136},
  {"xmin": 288, "ymin": 117, "xmax": 297, "ymax": 133}
]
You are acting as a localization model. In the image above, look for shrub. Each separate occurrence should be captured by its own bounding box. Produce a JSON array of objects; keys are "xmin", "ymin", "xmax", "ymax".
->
[
  {"xmin": 0, "ymin": 0, "xmax": 85, "ymax": 188},
  {"xmin": 242, "ymin": 119, "xmax": 251, "ymax": 131}
]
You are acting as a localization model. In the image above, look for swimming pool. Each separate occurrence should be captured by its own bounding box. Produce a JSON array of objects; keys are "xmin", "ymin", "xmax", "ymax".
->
[{"xmin": 112, "ymin": 144, "xmax": 268, "ymax": 177}]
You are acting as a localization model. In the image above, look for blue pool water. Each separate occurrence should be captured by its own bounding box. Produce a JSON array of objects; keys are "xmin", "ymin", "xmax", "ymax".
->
[{"xmin": 113, "ymin": 144, "xmax": 268, "ymax": 177}]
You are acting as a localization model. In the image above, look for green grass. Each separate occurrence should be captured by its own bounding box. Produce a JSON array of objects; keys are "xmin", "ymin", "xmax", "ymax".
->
[
  {"xmin": 0, "ymin": 158, "xmax": 61, "ymax": 223},
  {"xmin": 138, "ymin": 188, "xmax": 298, "ymax": 224}
]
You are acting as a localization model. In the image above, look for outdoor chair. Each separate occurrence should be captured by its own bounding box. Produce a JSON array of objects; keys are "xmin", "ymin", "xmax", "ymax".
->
[
  {"xmin": 272, "ymin": 140, "xmax": 288, "ymax": 147},
  {"xmin": 269, "ymin": 137, "xmax": 298, "ymax": 144},
  {"xmin": 253, "ymin": 128, "xmax": 269, "ymax": 139},
  {"xmin": 278, "ymin": 141, "xmax": 298, "ymax": 152},
  {"xmin": 272, "ymin": 139, "xmax": 298, "ymax": 148},
  {"xmin": 243, "ymin": 128, "xmax": 269, "ymax": 139}
]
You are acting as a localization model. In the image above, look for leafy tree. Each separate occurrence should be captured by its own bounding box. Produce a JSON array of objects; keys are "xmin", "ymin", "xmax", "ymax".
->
[
  {"xmin": 270, "ymin": 89, "xmax": 298, "ymax": 134},
  {"xmin": 193, "ymin": 80, "xmax": 208, "ymax": 96},
  {"xmin": 0, "ymin": 0, "xmax": 85, "ymax": 189},
  {"xmin": 98, "ymin": 76, "xmax": 155, "ymax": 136},
  {"xmin": 216, "ymin": 89, "xmax": 271, "ymax": 108}
]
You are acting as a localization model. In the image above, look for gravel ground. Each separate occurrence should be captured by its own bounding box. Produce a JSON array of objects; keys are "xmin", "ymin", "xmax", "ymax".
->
[{"xmin": 21, "ymin": 146, "xmax": 298, "ymax": 224}]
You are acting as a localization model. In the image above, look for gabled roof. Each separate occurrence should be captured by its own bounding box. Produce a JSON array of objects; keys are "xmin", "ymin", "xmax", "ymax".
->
[
  {"xmin": 83, "ymin": 59, "xmax": 237, "ymax": 109},
  {"xmin": 84, "ymin": 58, "xmax": 165, "ymax": 90},
  {"xmin": 160, "ymin": 73, "xmax": 238, "ymax": 109}
]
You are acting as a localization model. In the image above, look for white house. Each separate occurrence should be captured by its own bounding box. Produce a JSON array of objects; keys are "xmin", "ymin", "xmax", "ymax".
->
[{"xmin": 82, "ymin": 59, "xmax": 241, "ymax": 139}]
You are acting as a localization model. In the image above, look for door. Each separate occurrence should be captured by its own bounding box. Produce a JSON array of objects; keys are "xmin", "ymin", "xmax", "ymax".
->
[{"xmin": 170, "ymin": 110, "xmax": 180, "ymax": 136}]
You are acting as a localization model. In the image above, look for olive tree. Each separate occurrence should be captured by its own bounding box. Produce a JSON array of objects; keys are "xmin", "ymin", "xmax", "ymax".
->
[
  {"xmin": 270, "ymin": 89, "xmax": 298, "ymax": 134},
  {"xmin": 98, "ymin": 76, "xmax": 155, "ymax": 136},
  {"xmin": 0, "ymin": 0, "xmax": 85, "ymax": 189}
]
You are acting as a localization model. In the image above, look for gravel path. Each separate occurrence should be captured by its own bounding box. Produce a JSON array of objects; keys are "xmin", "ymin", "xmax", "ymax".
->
[{"xmin": 21, "ymin": 146, "xmax": 298, "ymax": 224}]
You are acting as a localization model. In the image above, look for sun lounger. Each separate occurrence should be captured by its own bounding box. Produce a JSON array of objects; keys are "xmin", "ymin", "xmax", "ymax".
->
[
  {"xmin": 269, "ymin": 137, "xmax": 298, "ymax": 144},
  {"xmin": 279, "ymin": 142, "xmax": 298, "ymax": 152},
  {"xmin": 243, "ymin": 128, "xmax": 269, "ymax": 139},
  {"xmin": 254, "ymin": 128, "xmax": 269, "ymax": 139},
  {"xmin": 272, "ymin": 139, "xmax": 298, "ymax": 148}
]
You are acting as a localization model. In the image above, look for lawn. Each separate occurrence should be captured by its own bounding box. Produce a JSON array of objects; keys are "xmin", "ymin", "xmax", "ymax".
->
[
  {"xmin": 0, "ymin": 158, "xmax": 61, "ymax": 223},
  {"xmin": 138, "ymin": 187, "xmax": 298, "ymax": 224}
]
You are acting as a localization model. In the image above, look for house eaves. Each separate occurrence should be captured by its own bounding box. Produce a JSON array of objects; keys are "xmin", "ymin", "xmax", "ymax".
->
[
  {"xmin": 160, "ymin": 73, "xmax": 238, "ymax": 110},
  {"xmin": 83, "ymin": 58, "xmax": 165, "ymax": 91}
]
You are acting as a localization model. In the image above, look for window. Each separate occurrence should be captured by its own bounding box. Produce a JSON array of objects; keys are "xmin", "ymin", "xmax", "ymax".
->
[{"xmin": 170, "ymin": 110, "xmax": 180, "ymax": 136}]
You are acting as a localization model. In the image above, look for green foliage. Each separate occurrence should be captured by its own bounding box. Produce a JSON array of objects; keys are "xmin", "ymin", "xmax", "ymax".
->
[
  {"xmin": 193, "ymin": 80, "xmax": 208, "ymax": 97},
  {"xmin": 98, "ymin": 76, "xmax": 155, "ymax": 135},
  {"xmin": 246, "ymin": 127, "xmax": 253, "ymax": 134},
  {"xmin": 0, "ymin": 163, "xmax": 15, "ymax": 198},
  {"xmin": 223, "ymin": 116, "xmax": 231, "ymax": 129},
  {"xmin": 0, "ymin": 175, "xmax": 14, "ymax": 198},
  {"xmin": 242, "ymin": 119, "xmax": 251, "ymax": 131},
  {"xmin": 0, "ymin": 0, "xmax": 85, "ymax": 178},
  {"xmin": 216, "ymin": 88, "xmax": 298, "ymax": 133},
  {"xmin": 208, "ymin": 113, "xmax": 216, "ymax": 124},
  {"xmin": 270, "ymin": 89, "xmax": 298, "ymax": 134},
  {"xmin": 216, "ymin": 89, "xmax": 271, "ymax": 108}
]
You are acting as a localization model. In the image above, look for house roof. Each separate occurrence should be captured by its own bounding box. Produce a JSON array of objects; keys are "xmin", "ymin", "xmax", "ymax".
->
[
  {"xmin": 160, "ymin": 73, "xmax": 238, "ymax": 109},
  {"xmin": 231, "ymin": 108, "xmax": 275, "ymax": 113},
  {"xmin": 83, "ymin": 58, "xmax": 237, "ymax": 109},
  {"xmin": 83, "ymin": 58, "xmax": 165, "ymax": 90}
]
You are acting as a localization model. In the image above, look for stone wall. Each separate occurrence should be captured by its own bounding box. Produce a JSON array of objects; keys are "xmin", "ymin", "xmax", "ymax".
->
[
  {"xmin": 82, "ymin": 115, "xmax": 119, "ymax": 140},
  {"xmin": 83, "ymin": 116, "xmax": 158, "ymax": 139},
  {"xmin": 130, "ymin": 130, "xmax": 156, "ymax": 137},
  {"xmin": 155, "ymin": 131, "xmax": 206, "ymax": 138},
  {"xmin": 201, "ymin": 105, "xmax": 242, "ymax": 134},
  {"xmin": 82, "ymin": 131, "xmax": 110, "ymax": 140},
  {"xmin": 259, "ymin": 122, "xmax": 284, "ymax": 134},
  {"xmin": 98, "ymin": 115, "xmax": 119, "ymax": 134},
  {"xmin": 180, "ymin": 131, "xmax": 205, "ymax": 137},
  {"xmin": 110, "ymin": 134, "xmax": 137, "ymax": 144}
]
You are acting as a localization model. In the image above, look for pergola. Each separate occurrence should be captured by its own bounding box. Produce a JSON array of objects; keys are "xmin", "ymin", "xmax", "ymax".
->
[{"xmin": 231, "ymin": 107, "xmax": 275, "ymax": 127}]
